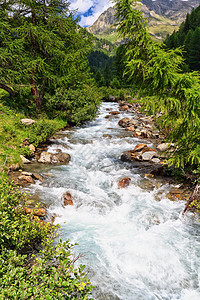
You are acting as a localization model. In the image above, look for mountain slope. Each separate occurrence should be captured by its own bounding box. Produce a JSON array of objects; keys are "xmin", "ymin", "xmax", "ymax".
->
[{"xmin": 87, "ymin": 0, "xmax": 200, "ymax": 42}]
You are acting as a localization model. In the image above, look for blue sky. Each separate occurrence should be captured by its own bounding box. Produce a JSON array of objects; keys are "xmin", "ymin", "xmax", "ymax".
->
[{"xmin": 69, "ymin": 0, "xmax": 114, "ymax": 27}]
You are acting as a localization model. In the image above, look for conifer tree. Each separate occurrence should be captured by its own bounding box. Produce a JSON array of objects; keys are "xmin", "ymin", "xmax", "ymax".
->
[{"xmin": 0, "ymin": 0, "xmax": 92, "ymax": 110}]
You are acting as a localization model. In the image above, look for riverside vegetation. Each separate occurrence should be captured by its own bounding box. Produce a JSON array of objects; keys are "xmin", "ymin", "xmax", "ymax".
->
[{"xmin": 0, "ymin": 0, "xmax": 200, "ymax": 298}]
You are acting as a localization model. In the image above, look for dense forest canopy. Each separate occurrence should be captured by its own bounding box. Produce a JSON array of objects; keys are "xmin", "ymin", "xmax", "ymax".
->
[{"xmin": 165, "ymin": 4, "xmax": 200, "ymax": 71}]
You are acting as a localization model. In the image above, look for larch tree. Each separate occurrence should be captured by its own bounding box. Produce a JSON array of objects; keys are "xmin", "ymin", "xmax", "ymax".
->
[{"xmin": 0, "ymin": 0, "xmax": 92, "ymax": 110}]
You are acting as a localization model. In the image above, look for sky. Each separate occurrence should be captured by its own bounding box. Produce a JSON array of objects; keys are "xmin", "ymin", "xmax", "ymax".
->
[{"xmin": 69, "ymin": 0, "xmax": 114, "ymax": 27}]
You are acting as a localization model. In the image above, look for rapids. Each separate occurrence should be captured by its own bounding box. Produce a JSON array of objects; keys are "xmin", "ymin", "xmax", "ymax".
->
[{"xmin": 25, "ymin": 103, "xmax": 200, "ymax": 300}]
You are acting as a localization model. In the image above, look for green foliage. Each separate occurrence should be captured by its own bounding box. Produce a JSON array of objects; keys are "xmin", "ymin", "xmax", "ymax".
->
[
  {"xmin": 164, "ymin": 5, "xmax": 200, "ymax": 71},
  {"xmin": 0, "ymin": 180, "xmax": 93, "ymax": 299},
  {"xmin": 114, "ymin": 0, "xmax": 200, "ymax": 170},
  {"xmin": 45, "ymin": 86, "xmax": 102, "ymax": 125}
]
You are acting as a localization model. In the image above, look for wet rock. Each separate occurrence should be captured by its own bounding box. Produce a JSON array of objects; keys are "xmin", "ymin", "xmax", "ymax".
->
[
  {"xmin": 118, "ymin": 177, "xmax": 131, "ymax": 188},
  {"xmin": 109, "ymin": 111, "xmax": 120, "ymax": 115},
  {"xmin": 38, "ymin": 152, "xmax": 52, "ymax": 163},
  {"xmin": 52, "ymin": 152, "xmax": 71, "ymax": 164},
  {"xmin": 120, "ymin": 105, "xmax": 129, "ymax": 111},
  {"xmin": 18, "ymin": 175, "xmax": 35, "ymax": 184},
  {"xmin": 20, "ymin": 155, "xmax": 31, "ymax": 164},
  {"xmin": 22, "ymin": 171, "xmax": 32, "ymax": 176},
  {"xmin": 121, "ymin": 151, "xmax": 132, "ymax": 162},
  {"xmin": 126, "ymin": 126, "xmax": 135, "ymax": 132},
  {"xmin": 105, "ymin": 115, "xmax": 111, "ymax": 119},
  {"xmin": 63, "ymin": 192, "xmax": 73, "ymax": 206},
  {"xmin": 21, "ymin": 119, "xmax": 36, "ymax": 126},
  {"xmin": 25, "ymin": 207, "xmax": 47, "ymax": 217},
  {"xmin": 133, "ymin": 144, "xmax": 148, "ymax": 152},
  {"xmin": 129, "ymin": 119, "xmax": 139, "ymax": 126},
  {"xmin": 145, "ymin": 174, "xmax": 154, "ymax": 179},
  {"xmin": 32, "ymin": 173, "xmax": 43, "ymax": 181},
  {"xmin": 118, "ymin": 117, "xmax": 130, "ymax": 128},
  {"xmin": 133, "ymin": 131, "xmax": 142, "ymax": 137},
  {"xmin": 142, "ymin": 151, "xmax": 158, "ymax": 161},
  {"xmin": 103, "ymin": 134, "xmax": 112, "ymax": 139}
]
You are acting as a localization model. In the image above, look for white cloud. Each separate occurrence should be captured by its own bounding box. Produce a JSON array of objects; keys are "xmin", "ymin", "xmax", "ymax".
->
[{"xmin": 70, "ymin": 0, "xmax": 114, "ymax": 27}]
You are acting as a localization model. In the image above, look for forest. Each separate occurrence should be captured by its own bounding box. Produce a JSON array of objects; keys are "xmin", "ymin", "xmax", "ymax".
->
[{"xmin": 0, "ymin": 0, "xmax": 199, "ymax": 298}]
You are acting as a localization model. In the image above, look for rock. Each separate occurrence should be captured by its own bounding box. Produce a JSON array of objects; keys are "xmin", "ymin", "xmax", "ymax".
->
[
  {"xmin": 151, "ymin": 158, "xmax": 161, "ymax": 164},
  {"xmin": 118, "ymin": 177, "xmax": 131, "ymax": 188},
  {"xmin": 105, "ymin": 115, "xmax": 111, "ymax": 119},
  {"xmin": 21, "ymin": 118, "xmax": 36, "ymax": 126},
  {"xmin": 145, "ymin": 174, "xmax": 154, "ymax": 178},
  {"xmin": 38, "ymin": 151, "xmax": 71, "ymax": 164},
  {"xmin": 109, "ymin": 111, "xmax": 120, "ymax": 115},
  {"xmin": 21, "ymin": 171, "xmax": 32, "ymax": 176},
  {"xmin": 32, "ymin": 173, "xmax": 43, "ymax": 181},
  {"xmin": 63, "ymin": 192, "xmax": 73, "ymax": 206},
  {"xmin": 103, "ymin": 134, "xmax": 112, "ymax": 139},
  {"xmin": 157, "ymin": 143, "xmax": 171, "ymax": 152},
  {"xmin": 121, "ymin": 151, "xmax": 132, "ymax": 162},
  {"xmin": 133, "ymin": 144, "xmax": 147, "ymax": 152},
  {"xmin": 142, "ymin": 151, "xmax": 158, "ymax": 161},
  {"xmin": 126, "ymin": 126, "xmax": 135, "ymax": 132},
  {"xmin": 134, "ymin": 132, "xmax": 142, "ymax": 137},
  {"xmin": 108, "ymin": 95, "xmax": 116, "ymax": 102},
  {"xmin": 129, "ymin": 119, "xmax": 139, "ymax": 126},
  {"xmin": 20, "ymin": 155, "xmax": 31, "ymax": 164},
  {"xmin": 52, "ymin": 152, "xmax": 71, "ymax": 163},
  {"xmin": 120, "ymin": 105, "xmax": 129, "ymax": 111},
  {"xmin": 118, "ymin": 117, "xmax": 130, "ymax": 128},
  {"xmin": 22, "ymin": 139, "xmax": 30, "ymax": 146},
  {"xmin": 38, "ymin": 152, "xmax": 52, "ymax": 163},
  {"xmin": 29, "ymin": 144, "xmax": 35, "ymax": 152},
  {"xmin": 18, "ymin": 175, "xmax": 34, "ymax": 184},
  {"xmin": 25, "ymin": 207, "xmax": 47, "ymax": 217},
  {"xmin": 9, "ymin": 163, "xmax": 20, "ymax": 171}
]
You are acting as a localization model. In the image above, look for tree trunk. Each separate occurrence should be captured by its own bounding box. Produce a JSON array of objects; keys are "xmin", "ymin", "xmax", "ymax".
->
[
  {"xmin": 0, "ymin": 83, "xmax": 14, "ymax": 98},
  {"xmin": 30, "ymin": 70, "xmax": 41, "ymax": 111}
]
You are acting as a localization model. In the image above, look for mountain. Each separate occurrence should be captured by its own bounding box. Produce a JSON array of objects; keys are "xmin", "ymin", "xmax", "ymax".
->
[{"xmin": 87, "ymin": 0, "xmax": 200, "ymax": 42}]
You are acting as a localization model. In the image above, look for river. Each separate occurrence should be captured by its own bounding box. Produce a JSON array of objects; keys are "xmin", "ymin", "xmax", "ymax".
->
[{"xmin": 24, "ymin": 102, "xmax": 200, "ymax": 300}]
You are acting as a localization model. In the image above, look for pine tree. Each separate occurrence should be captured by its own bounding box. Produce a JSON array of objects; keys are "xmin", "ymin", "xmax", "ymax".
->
[
  {"xmin": 94, "ymin": 70, "xmax": 105, "ymax": 87},
  {"xmin": 103, "ymin": 62, "xmax": 112, "ymax": 87},
  {"xmin": 188, "ymin": 27, "xmax": 200, "ymax": 70},
  {"xmin": 0, "ymin": 0, "xmax": 92, "ymax": 110}
]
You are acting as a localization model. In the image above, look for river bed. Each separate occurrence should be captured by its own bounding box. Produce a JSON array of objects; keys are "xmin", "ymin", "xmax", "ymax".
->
[{"xmin": 24, "ymin": 102, "xmax": 200, "ymax": 300}]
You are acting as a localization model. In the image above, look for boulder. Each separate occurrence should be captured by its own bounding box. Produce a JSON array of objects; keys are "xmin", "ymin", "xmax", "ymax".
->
[
  {"xmin": 157, "ymin": 143, "xmax": 171, "ymax": 152},
  {"xmin": 118, "ymin": 177, "xmax": 131, "ymax": 188},
  {"xmin": 142, "ymin": 151, "xmax": 158, "ymax": 161},
  {"xmin": 118, "ymin": 117, "xmax": 130, "ymax": 128},
  {"xmin": 126, "ymin": 126, "xmax": 135, "ymax": 132},
  {"xmin": 38, "ymin": 151, "xmax": 71, "ymax": 164},
  {"xmin": 21, "ymin": 119, "xmax": 36, "ymax": 126},
  {"xmin": 120, "ymin": 105, "xmax": 129, "ymax": 111},
  {"xmin": 32, "ymin": 173, "xmax": 43, "ymax": 181},
  {"xmin": 133, "ymin": 144, "xmax": 147, "ymax": 152},
  {"xmin": 38, "ymin": 152, "xmax": 52, "ymax": 163},
  {"xmin": 151, "ymin": 158, "xmax": 161, "ymax": 164},
  {"xmin": 63, "ymin": 192, "xmax": 73, "ymax": 206},
  {"xmin": 121, "ymin": 151, "xmax": 132, "ymax": 162},
  {"xmin": 20, "ymin": 155, "xmax": 31, "ymax": 164},
  {"xmin": 18, "ymin": 175, "xmax": 34, "ymax": 184},
  {"xmin": 109, "ymin": 111, "xmax": 120, "ymax": 115}
]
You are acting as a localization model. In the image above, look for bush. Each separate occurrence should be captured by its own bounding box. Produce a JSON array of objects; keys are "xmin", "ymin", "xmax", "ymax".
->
[
  {"xmin": 45, "ymin": 86, "xmax": 102, "ymax": 125},
  {"xmin": 0, "ymin": 180, "xmax": 93, "ymax": 299}
]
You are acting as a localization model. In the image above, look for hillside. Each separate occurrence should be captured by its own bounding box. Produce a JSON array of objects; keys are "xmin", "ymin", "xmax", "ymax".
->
[{"xmin": 87, "ymin": 0, "xmax": 200, "ymax": 42}]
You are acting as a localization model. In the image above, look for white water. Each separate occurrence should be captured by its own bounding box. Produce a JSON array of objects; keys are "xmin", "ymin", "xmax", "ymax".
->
[{"xmin": 26, "ymin": 103, "xmax": 200, "ymax": 300}]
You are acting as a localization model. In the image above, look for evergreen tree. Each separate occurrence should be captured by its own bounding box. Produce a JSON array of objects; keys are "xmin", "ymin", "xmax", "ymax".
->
[
  {"xmin": 94, "ymin": 70, "xmax": 105, "ymax": 87},
  {"xmin": 188, "ymin": 27, "xmax": 200, "ymax": 70},
  {"xmin": 103, "ymin": 62, "xmax": 112, "ymax": 87},
  {"xmin": 0, "ymin": 0, "xmax": 92, "ymax": 110}
]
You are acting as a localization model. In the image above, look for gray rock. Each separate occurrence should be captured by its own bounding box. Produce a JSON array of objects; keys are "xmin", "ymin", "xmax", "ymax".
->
[
  {"xmin": 38, "ymin": 151, "xmax": 71, "ymax": 164},
  {"xmin": 21, "ymin": 118, "xmax": 36, "ymax": 126},
  {"xmin": 38, "ymin": 152, "xmax": 52, "ymax": 163},
  {"xmin": 151, "ymin": 158, "xmax": 161, "ymax": 164},
  {"xmin": 20, "ymin": 155, "xmax": 31, "ymax": 164},
  {"xmin": 157, "ymin": 143, "xmax": 171, "ymax": 152},
  {"xmin": 142, "ymin": 151, "xmax": 158, "ymax": 161}
]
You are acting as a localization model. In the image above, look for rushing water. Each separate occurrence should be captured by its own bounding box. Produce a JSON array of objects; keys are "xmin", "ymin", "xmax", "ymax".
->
[{"xmin": 25, "ymin": 103, "xmax": 200, "ymax": 300}]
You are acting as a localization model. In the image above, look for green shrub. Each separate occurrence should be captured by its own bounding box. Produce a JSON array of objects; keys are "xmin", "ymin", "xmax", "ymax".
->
[
  {"xmin": 0, "ymin": 180, "xmax": 93, "ymax": 299},
  {"xmin": 45, "ymin": 86, "xmax": 102, "ymax": 125}
]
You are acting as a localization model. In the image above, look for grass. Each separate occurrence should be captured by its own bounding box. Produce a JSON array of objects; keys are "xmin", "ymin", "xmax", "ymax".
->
[{"xmin": 0, "ymin": 90, "xmax": 66, "ymax": 174}]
